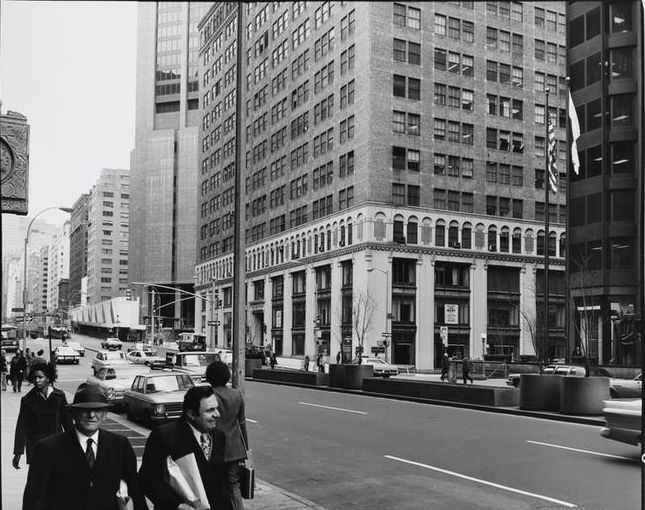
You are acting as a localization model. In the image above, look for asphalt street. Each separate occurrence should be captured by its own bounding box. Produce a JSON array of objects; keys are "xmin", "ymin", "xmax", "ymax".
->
[{"xmin": 9, "ymin": 333, "xmax": 640, "ymax": 510}]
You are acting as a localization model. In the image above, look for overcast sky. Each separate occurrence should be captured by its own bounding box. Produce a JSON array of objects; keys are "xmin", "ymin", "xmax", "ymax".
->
[{"xmin": 1, "ymin": 1, "xmax": 137, "ymax": 225}]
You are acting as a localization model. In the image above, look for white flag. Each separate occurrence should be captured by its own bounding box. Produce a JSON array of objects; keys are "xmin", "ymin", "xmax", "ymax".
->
[{"xmin": 568, "ymin": 92, "xmax": 581, "ymax": 175}]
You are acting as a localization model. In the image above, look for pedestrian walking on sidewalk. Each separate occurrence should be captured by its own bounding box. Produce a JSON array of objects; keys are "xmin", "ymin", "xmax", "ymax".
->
[
  {"xmin": 22, "ymin": 382, "xmax": 148, "ymax": 510},
  {"xmin": 13, "ymin": 361, "xmax": 73, "ymax": 470},
  {"xmin": 269, "ymin": 352, "xmax": 277, "ymax": 369},
  {"xmin": 9, "ymin": 349, "xmax": 27, "ymax": 392},
  {"xmin": 139, "ymin": 385, "xmax": 227, "ymax": 510},
  {"xmin": 0, "ymin": 349, "xmax": 8, "ymax": 391},
  {"xmin": 462, "ymin": 357, "xmax": 474, "ymax": 385},
  {"xmin": 304, "ymin": 354, "xmax": 310, "ymax": 372},
  {"xmin": 336, "ymin": 351, "xmax": 341, "ymax": 364},
  {"xmin": 440, "ymin": 353, "xmax": 450, "ymax": 382},
  {"xmin": 206, "ymin": 360, "xmax": 249, "ymax": 510}
]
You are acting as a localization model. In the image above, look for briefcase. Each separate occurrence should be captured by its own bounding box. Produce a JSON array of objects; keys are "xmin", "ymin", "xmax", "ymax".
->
[{"xmin": 240, "ymin": 463, "xmax": 255, "ymax": 499}]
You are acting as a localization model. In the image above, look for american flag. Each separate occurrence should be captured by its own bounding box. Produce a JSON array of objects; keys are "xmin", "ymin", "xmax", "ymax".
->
[{"xmin": 547, "ymin": 111, "xmax": 558, "ymax": 193}]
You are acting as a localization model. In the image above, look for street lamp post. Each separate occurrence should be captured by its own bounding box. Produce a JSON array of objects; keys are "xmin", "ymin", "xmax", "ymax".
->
[
  {"xmin": 22, "ymin": 206, "xmax": 73, "ymax": 352},
  {"xmin": 367, "ymin": 266, "xmax": 390, "ymax": 362}
]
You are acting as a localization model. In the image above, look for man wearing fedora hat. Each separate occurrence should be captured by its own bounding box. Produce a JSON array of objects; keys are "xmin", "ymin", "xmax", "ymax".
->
[{"xmin": 22, "ymin": 383, "xmax": 148, "ymax": 510}]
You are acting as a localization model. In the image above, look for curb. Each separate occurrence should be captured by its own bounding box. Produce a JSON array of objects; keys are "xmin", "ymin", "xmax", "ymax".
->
[{"xmin": 246, "ymin": 377, "xmax": 605, "ymax": 427}]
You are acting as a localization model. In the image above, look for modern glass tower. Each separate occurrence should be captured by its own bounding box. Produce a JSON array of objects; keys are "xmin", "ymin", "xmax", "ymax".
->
[{"xmin": 129, "ymin": 2, "xmax": 212, "ymax": 330}]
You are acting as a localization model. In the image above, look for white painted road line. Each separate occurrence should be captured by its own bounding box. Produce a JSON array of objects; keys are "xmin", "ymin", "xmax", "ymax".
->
[
  {"xmin": 384, "ymin": 455, "xmax": 577, "ymax": 509},
  {"xmin": 246, "ymin": 418, "xmax": 258, "ymax": 424},
  {"xmin": 526, "ymin": 440, "xmax": 633, "ymax": 461},
  {"xmin": 298, "ymin": 402, "xmax": 367, "ymax": 415}
]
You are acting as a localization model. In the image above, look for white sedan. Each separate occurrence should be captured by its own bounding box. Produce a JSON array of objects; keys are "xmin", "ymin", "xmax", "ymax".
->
[
  {"xmin": 353, "ymin": 357, "xmax": 399, "ymax": 377},
  {"xmin": 610, "ymin": 373, "xmax": 642, "ymax": 399},
  {"xmin": 126, "ymin": 349, "xmax": 166, "ymax": 369},
  {"xmin": 601, "ymin": 398, "xmax": 641, "ymax": 446}
]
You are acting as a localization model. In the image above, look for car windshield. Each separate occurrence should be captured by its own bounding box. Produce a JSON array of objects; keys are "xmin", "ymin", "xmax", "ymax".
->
[
  {"xmin": 143, "ymin": 351, "xmax": 158, "ymax": 358},
  {"xmin": 57, "ymin": 347, "xmax": 76, "ymax": 355},
  {"xmin": 145, "ymin": 375, "xmax": 193, "ymax": 393},
  {"xmin": 106, "ymin": 352, "xmax": 125, "ymax": 360},
  {"xmin": 183, "ymin": 353, "xmax": 218, "ymax": 366}
]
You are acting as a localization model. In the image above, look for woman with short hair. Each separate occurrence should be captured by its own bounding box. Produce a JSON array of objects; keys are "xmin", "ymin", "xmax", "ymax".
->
[{"xmin": 12, "ymin": 361, "xmax": 73, "ymax": 469}]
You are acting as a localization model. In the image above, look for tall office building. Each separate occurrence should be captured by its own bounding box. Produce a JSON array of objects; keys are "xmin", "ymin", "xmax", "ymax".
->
[
  {"xmin": 567, "ymin": 1, "xmax": 644, "ymax": 367},
  {"xmin": 129, "ymin": 1, "xmax": 213, "ymax": 330},
  {"xmin": 69, "ymin": 193, "xmax": 90, "ymax": 307},
  {"xmin": 46, "ymin": 220, "xmax": 71, "ymax": 312},
  {"xmin": 86, "ymin": 169, "xmax": 130, "ymax": 305},
  {"xmin": 195, "ymin": 2, "xmax": 571, "ymax": 369}
]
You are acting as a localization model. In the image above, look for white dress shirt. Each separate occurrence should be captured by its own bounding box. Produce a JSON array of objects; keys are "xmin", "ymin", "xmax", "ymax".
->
[{"xmin": 76, "ymin": 429, "xmax": 99, "ymax": 458}]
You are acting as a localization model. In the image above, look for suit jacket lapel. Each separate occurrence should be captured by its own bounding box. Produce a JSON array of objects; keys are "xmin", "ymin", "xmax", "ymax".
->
[{"xmin": 94, "ymin": 429, "xmax": 109, "ymax": 471}]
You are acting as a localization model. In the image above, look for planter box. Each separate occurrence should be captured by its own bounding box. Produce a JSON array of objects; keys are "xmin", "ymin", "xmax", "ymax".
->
[
  {"xmin": 519, "ymin": 374, "xmax": 561, "ymax": 411},
  {"xmin": 245, "ymin": 358, "xmax": 263, "ymax": 377},
  {"xmin": 560, "ymin": 376, "xmax": 610, "ymax": 415},
  {"xmin": 343, "ymin": 364, "xmax": 374, "ymax": 389},
  {"xmin": 329, "ymin": 364, "xmax": 346, "ymax": 388},
  {"xmin": 252, "ymin": 368, "xmax": 329, "ymax": 386},
  {"xmin": 362, "ymin": 378, "xmax": 519, "ymax": 406}
]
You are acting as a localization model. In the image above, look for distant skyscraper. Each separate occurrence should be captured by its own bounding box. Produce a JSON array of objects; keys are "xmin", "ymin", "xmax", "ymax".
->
[
  {"xmin": 129, "ymin": 1, "xmax": 213, "ymax": 330},
  {"xmin": 46, "ymin": 221, "xmax": 70, "ymax": 311},
  {"xmin": 69, "ymin": 193, "xmax": 90, "ymax": 307},
  {"xmin": 86, "ymin": 169, "xmax": 130, "ymax": 305},
  {"xmin": 567, "ymin": 1, "xmax": 644, "ymax": 367}
]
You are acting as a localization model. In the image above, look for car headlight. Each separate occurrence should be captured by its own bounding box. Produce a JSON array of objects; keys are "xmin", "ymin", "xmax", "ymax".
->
[
  {"xmin": 153, "ymin": 404, "xmax": 166, "ymax": 415},
  {"xmin": 107, "ymin": 387, "xmax": 115, "ymax": 399}
]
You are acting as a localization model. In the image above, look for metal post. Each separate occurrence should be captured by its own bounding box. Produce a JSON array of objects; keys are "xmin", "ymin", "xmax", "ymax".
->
[
  {"xmin": 385, "ymin": 269, "xmax": 390, "ymax": 363},
  {"xmin": 232, "ymin": 1, "xmax": 246, "ymax": 392}
]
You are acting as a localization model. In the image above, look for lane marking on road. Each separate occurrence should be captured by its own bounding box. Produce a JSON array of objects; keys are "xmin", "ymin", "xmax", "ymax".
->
[
  {"xmin": 526, "ymin": 440, "xmax": 633, "ymax": 460},
  {"xmin": 246, "ymin": 418, "xmax": 258, "ymax": 424},
  {"xmin": 384, "ymin": 455, "xmax": 577, "ymax": 508},
  {"xmin": 58, "ymin": 378, "xmax": 86, "ymax": 382},
  {"xmin": 298, "ymin": 401, "xmax": 367, "ymax": 415}
]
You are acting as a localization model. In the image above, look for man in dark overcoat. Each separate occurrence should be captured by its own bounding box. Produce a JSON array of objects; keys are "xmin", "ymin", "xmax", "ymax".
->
[
  {"xmin": 22, "ymin": 383, "xmax": 148, "ymax": 510},
  {"xmin": 139, "ymin": 384, "xmax": 230, "ymax": 510}
]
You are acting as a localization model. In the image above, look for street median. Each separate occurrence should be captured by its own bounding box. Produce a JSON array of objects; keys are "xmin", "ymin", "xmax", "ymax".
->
[
  {"xmin": 253, "ymin": 368, "xmax": 329, "ymax": 386},
  {"xmin": 362, "ymin": 378, "xmax": 519, "ymax": 407}
]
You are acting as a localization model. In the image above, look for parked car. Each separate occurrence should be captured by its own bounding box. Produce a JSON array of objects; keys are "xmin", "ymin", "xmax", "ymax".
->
[
  {"xmin": 65, "ymin": 341, "xmax": 85, "ymax": 357},
  {"xmin": 87, "ymin": 365, "xmax": 149, "ymax": 404},
  {"xmin": 53, "ymin": 346, "xmax": 80, "ymax": 365},
  {"xmin": 353, "ymin": 356, "xmax": 399, "ymax": 377},
  {"xmin": 126, "ymin": 349, "xmax": 166, "ymax": 369},
  {"xmin": 101, "ymin": 337, "xmax": 123, "ymax": 350},
  {"xmin": 123, "ymin": 372, "xmax": 195, "ymax": 426},
  {"xmin": 610, "ymin": 373, "xmax": 642, "ymax": 399},
  {"xmin": 92, "ymin": 350, "xmax": 131, "ymax": 375},
  {"xmin": 600, "ymin": 398, "xmax": 641, "ymax": 446},
  {"xmin": 506, "ymin": 365, "xmax": 613, "ymax": 387}
]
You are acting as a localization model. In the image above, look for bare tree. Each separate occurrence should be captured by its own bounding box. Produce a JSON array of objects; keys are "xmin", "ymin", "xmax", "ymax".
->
[
  {"xmin": 353, "ymin": 291, "xmax": 377, "ymax": 363},
  {"xmin": 569, "ymin": 254, "xmax": 600, "ymax": 373}
]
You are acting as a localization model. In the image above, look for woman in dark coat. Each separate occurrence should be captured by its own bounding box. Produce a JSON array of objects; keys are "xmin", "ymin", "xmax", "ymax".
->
[
  {"xmin": 9, "ymin": 349, "xmax": 27, "ymax": 392},
  {"xmin": 13, "ymin": 361, "xmax": 73, "ymax": 469},
  {"xmin": 206, "ymin": 361, "xmax": 248, "ymax": 510}
]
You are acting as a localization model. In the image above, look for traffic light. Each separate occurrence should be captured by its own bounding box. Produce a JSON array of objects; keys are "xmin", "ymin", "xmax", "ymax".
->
[{"xmin": 125, "ymin": 288, "xmax": 132, "ymax": 300}]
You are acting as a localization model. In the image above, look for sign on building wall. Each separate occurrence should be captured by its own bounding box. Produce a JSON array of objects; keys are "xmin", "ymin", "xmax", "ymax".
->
[
  {"xmin": 444, "ymin": 304, "xmax": 459, "ymax": 324},
  {"xmin": 0, "ymin": 110, "xmax": 30, "ymax": 215}
]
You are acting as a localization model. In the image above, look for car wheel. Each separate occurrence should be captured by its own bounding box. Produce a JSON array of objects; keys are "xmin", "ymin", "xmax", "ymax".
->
[
  {"xmin": 609, "ymin": 388, "xmax": 618, "ymax": 399},
  {"xmin": 513, "ymin": 380, "xmax": 520, "ymax": 388}
]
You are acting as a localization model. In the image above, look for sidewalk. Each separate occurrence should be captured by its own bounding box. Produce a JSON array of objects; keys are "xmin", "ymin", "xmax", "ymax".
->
[{"xmin": 1, "ymin": 387, "xmax": 328, "ymax": 510}]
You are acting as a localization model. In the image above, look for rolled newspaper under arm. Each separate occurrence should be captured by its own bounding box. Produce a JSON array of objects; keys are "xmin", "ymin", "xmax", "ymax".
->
[
  {"xmin": 167, "ymin": 454, "xmax": 210, "ymax": 510},
  {"xmin": 116, "ymin": 479, "xmax": 132, "ymax": 510}
]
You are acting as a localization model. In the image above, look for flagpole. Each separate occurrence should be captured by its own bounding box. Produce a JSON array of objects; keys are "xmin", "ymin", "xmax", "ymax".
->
[{"xmin": 544, "ymin": 88, "xmax": 551, "ymax": 363}]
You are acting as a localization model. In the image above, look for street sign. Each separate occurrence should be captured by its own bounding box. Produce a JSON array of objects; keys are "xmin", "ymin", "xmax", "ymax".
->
[
  {"xmin": 12, "ymin": 307, "xmax": 24, "ymax": 312},
  {"xmin": 207, "ymin": 321, "xmax": 220, "ymax": 326},
  {"xmin": 440, "ymin": 326, "xmax": 448, "ymax": 346},
  {"xmin": 371, "ymin": 346, "xmax": 386, "ymax": 354}
]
